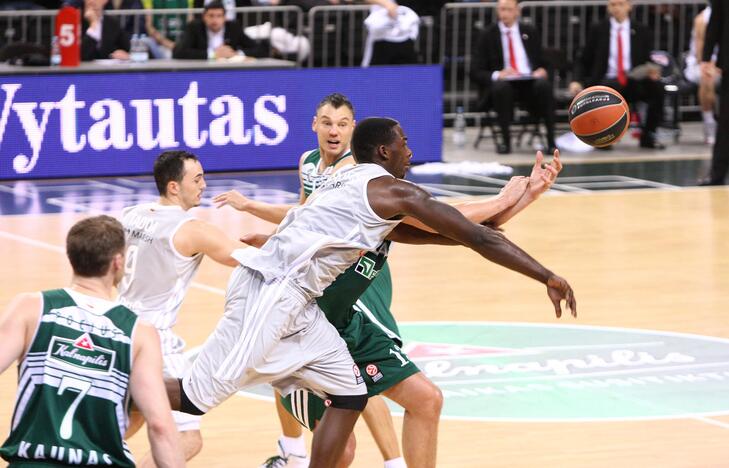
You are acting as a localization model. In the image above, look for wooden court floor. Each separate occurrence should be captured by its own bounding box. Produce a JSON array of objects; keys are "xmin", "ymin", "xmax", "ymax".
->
[{"xmin": 1, "ymin": 186, "xmax": 729, "ymax": 467}]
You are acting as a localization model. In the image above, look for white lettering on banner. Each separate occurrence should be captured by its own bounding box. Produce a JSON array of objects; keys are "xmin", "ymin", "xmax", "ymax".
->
[
  {"xmin": 210, "ymin": 95, "xmax": 252, "ymax": 146},
  {"xmin": 88, "ymin": 100, "xmax": 133, "ymax": 151},
  {"xmin": 0, "ymin": 82, "xmax": 289, "ymax": 175},
  {"xmin": 130, "ymin": 98, "xmax": 179, "ymax": 150},
  {"xmin": 254, "ymin": 94, "xmax": 288, "ymax": 146},
  {"xmin": 58, "ymin": 85, "xmax": 87, "ymax": 153},
  {"xmin": 177, "ymin": 81, "xmax": 208, "ymax": 148}
]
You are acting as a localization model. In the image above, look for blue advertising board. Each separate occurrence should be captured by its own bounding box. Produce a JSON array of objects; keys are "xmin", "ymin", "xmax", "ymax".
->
[{"xmin": 0, "ymin": 65, "xmax": 442, "ymax": 180}]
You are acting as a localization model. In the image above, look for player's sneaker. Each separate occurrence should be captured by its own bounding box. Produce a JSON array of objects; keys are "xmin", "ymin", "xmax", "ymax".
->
[
  {"xmin": 259, "ymin": 455, "xmax": 288, "ymax": 468},
  {"xmin": 259, "ymin": 440, "xmax": 310, "ymax": 468}
]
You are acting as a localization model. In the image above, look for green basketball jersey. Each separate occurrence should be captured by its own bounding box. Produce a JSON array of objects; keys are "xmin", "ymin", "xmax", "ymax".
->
[
  {"xmin": 300, "ymin": 147, "xmax": 400, "ymax": 342},
  {"xmin": 300, "ymin": 148, "xmax": 352, "ymax": 197},
  {"xmin": 0, "ymin": 289, "xmax": 139, "ymax": 467},
  {"xmin": 141, "ymin": 0, "xmax": 193, "ymax": 41}
]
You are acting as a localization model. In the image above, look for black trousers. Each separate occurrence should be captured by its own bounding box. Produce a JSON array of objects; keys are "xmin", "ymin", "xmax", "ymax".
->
[
  {"xmin": 601, "ymin": 77, "xmax": 664, "ymax": 136},
  {"xmin": 708, "ymin": 77, "xmax": 729, "ymax": 182},
  {"xmin": 490, "ymin": 77, "xmax": 556, "ymax": 148},
  {"xmin": 370, "ymin": 39, "xmax": 418, "ymax": 66}
]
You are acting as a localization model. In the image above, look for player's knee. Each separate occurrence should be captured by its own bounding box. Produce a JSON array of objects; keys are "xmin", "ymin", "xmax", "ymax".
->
[
  {"xmin": 327, "ymin": 393, "xmax": 368, "ymax": 412},
  {"xmin": 337, "ymin": 433, "xmax": 356, "ymax": 468},
  {"xmin": 421, "ymin": 383, "xmax": 443, "ymax": 417},
  {"xmin": 181, "ymin": 430, "xmax": 203, "ymax": 460},
  {"xmin": 179, "ymin": 379, "xmax": 206, "ymax": 416}
]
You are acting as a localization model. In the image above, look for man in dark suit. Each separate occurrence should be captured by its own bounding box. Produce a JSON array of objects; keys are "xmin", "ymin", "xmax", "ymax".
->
[
  {"xmin": 699, "ymin": 0, "xmax": 728, "ymax": 185},
  {"xmin": 173, "ymin": 0, "xmax": 265, "ymax": 60},
  {"xmin": 471, "ymin": 0, "xmax": 557, "ymax": 155},
  {"xmin": 80, "ymin": 0, "xmax": 130, "ymax": 61},
  {"xmin": 569, "ymin": 0, "xmax": 665, "ymax": 149}
]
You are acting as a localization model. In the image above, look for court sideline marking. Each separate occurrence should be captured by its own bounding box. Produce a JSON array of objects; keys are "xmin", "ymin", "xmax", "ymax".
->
[{"xmin": 1, "ymin": 228, "xmax": 727, "ymax": 430}]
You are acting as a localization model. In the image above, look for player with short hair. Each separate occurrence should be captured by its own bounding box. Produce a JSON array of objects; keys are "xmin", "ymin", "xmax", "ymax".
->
[
  {"xmin": 215, "ymin": 95, "xmax": 563, "ymax": 468},
  {"xmin": 0, "ymin": 215, "xmax": 184, "ymax": 467},
  {"xmin": 168, "ymin": 117, "xmax": 575, "ymax": 468},
  {"xmin": 119, "ymin": 150, "xmax": 245, "ymax": 465}
]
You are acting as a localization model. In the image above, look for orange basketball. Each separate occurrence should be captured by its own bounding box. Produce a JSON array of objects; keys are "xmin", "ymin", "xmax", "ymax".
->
[{"xmin": 568, "ymin": 86, "xmax": 630, "ymax": 147}]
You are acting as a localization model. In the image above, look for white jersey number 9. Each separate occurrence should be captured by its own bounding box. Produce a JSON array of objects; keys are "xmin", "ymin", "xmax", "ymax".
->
[{"xmin": 119, "ymin": 245, "xmax": 139, "ymax": 292}]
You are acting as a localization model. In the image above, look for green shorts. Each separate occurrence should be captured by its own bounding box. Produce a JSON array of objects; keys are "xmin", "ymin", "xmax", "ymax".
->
[{"xmin": 281, "ymin": 311, "xmax": 420, "ymax": 430}]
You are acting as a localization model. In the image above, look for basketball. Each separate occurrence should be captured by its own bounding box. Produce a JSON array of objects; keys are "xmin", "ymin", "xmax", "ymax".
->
[{"xmin": 568, "ymin": 86, "xmax": 630, "ymax": 147}]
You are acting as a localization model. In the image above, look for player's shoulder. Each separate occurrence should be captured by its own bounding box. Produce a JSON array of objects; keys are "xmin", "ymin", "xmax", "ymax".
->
[
  {"xmin": 300, "ymin": 148, "xmax": 320, "ymax": 167},
  {"xmin": 4, "ymin": 292, "xmax": 43, "ymax": 325}
]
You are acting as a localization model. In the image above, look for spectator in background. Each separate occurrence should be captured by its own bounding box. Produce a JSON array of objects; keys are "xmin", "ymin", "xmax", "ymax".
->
[
  {"xmin": 173, "ymin": 0, "xmax": 265, "ymax": 59},
  {"xmin": 142, "ymin": 0, "xmax": 193, "ymax": 59},
  {"xmin": 362, "ymin": 2, "xmax": 419, "ymax": 66},
  {"xmin": 684, "ymin": 6, "xmax": 721, "ymax": 145},
  {"xmin": 471, "ymin": 0, "xmax": 557, "ymax": 155},
  {"xmin": 698, "ymin": 0, "xmax": 728, "ymax": 186},
  {"xmin": 569, "ymin": 0, "xmax": 666, "ymax": 149},
  {"xmin": 81, "ymin": 0, "xmax": 131, "ymax": 61}
]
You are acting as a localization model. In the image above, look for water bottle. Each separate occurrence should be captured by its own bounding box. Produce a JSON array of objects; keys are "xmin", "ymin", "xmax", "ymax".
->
[
  {"xmin": 453, "ymin": 106, "xmax": 467, "ymax": 148},
  {"xmin": 50, "ymin": 35, "xmax": 61, "ymax": 66},
  {"xmin": 130, "ymin": 34, "xmax": 144, "ymax": 62},
  {"xmin": 138, "ymin": 34, "xmax": 150, "ymax": 62}
]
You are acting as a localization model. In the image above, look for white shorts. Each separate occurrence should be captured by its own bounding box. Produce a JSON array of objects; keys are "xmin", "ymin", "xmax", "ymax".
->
[
  {"xmin": 182, "ymin": 266, "xmax": 366, "ymax": 413},
  {"xmin": 163, "ymin": 351, "xmax": 202, "ymax": 432}
]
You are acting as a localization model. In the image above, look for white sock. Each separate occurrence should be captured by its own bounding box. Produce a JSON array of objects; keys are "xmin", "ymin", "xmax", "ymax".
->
[
  {"xmin": 384, "ymin": 457, "xmax": 407, "ymax": 468},
  {"xmin": 280, "ymin": 434, "xmax": 307, "ymax": 457},
  {"xmin": 703, "ymin": 111, "xmax": 716, "ymax": 125}
]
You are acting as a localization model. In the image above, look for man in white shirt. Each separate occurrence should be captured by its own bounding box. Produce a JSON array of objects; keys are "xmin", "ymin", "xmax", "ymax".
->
[
  {"xmin": 569, "ymin": 0, "xmax": 666, "ymax": 149},
  {"xmin": 471, "ymin": 0, "xmax": 557, "ymax": 155}
]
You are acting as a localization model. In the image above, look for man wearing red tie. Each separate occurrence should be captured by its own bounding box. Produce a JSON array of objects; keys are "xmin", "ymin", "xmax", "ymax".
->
[
  {"xmin": 569, "ymin": 0, "xmax": 665, "ymax": 149},
  {"xmin": 471, "ymin": 0, "xmax": 557, "ymax": 155}
]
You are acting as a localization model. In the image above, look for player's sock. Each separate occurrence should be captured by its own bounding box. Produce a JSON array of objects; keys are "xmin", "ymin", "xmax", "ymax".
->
[
  {"xmin": 384, "ymin": 457, "xmax": 407, "ymax": 468},
  {"xmin": 279, "ymin": 434, "xmax": 307, "ymax": 457},
  {"xmin": 703, "ymin": 110, "xmax": 716, "ymax": 125},
  {"xmin": 276, "ymin": 435, "xmax": 309, "ymax": 467}
]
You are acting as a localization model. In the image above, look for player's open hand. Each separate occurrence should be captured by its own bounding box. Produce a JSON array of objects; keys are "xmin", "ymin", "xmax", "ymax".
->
[
  {"xmin": 213, "ymin": 190, "xmax": 249, "ymax": 211},
  {"xmin": 546, "ymin": 274, "xmax": 576, "ymax": 318},
  {"xmin": 528, "ymin": 150, "xmax": 562, "ymax": 197}
]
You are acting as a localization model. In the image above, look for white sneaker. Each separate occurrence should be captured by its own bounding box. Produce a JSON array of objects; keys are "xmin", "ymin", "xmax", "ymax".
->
[
  {"xmin": 705, "ymin": 121, "xmax": 717, "ymax": 145},
  {"xmin": 259, "ymin": 441, "xmax": 309, "ymax": 468}
]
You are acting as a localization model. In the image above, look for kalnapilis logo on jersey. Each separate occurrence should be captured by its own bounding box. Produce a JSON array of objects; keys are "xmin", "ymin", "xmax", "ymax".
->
[
  {"xmin": 228, "ymin": 322, "xmax": 729, "ymax": 422},
  {"xmin": 48, "ymin": 333, "xmax": 115, "ymax": 374}
]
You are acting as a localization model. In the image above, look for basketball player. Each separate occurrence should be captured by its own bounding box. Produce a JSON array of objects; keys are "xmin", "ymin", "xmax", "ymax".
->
[
  {"xmin": 168, "ymin": 117, "xmax": 576, "ymax": 468},
  {"xmin": 119, "ymin": 150, "xmax": 245, "ymax": 465},
  {"xmin": 214, "ymin": 94, "xmax": 563, "ymax": 468},
  {"xmin": 0, "ymin": 215, "xmax": 184, "ymax": 467},
  {"xmin": 217, "ymin": 93, "xmax": 406, "ymax": 468}
]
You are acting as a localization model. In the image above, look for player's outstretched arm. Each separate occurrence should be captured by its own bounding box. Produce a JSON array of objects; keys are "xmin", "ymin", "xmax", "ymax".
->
[
  {"xmin": 368, "ymin": 177, "xmax": 576, "ymax": 317},
  {"xmin": 401, "ymin": 176, "xmax": 529, "ymax": 233},
  {"xmin": 0, "ymin": 293, "xmax": 40, "ymax": 373},
  {"xmin": 175, "ymin": 220, "xmax": 246, "ymax": 267},
  {"xmin": 213, "ymin": 190, "xmax": 296, "ymax": 225},
  {"xmin": 129, "ymin": 323, "xmax": 185, "ymax": 468},
  {"xmin": 489, "ymin": 150, "xmax": 562, "ymax": 227}
]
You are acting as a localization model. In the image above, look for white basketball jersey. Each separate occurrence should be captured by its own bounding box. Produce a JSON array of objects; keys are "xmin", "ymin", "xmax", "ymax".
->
[
  {"xmin": 117, "ymin": 203, "xmax": 203, "ymax": 351},
  {"xmin": 233, "ymin": 163, "xmax": 401, "ymax": 297}
]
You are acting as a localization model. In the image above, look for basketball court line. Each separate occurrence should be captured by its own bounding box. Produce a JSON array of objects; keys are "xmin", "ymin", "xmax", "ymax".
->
[{"xmin": 3, "ymin": 227, "xmax": 729, "ymax": 431}]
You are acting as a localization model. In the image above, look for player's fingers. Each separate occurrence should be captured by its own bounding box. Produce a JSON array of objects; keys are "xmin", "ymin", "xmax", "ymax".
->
[
  {"xmin": 554, "ymin": 299, "xmax": 563, "ymax": 318},
  {"xmin": 535, "ymin": 150, "xmax": 544, "ymax": 169},
  {"xmin": 569, "ymin": 291, "xmax": 577, "ymax": 317}
]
